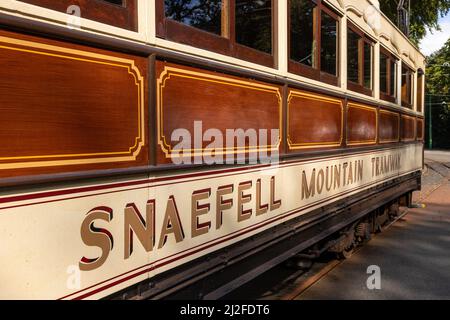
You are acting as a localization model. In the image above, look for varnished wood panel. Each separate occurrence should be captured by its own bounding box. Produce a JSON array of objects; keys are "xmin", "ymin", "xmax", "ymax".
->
[
  {"xmin": 346, "ymin": 102, "xmax": 377, "ymax": 146},
  {"xmin": 287, "ymin": 90, "xmax": 343, "ymax": 151},
  {"xmin": 417, "ymin": 118, "xmax": 424, "ymax": 141},
  {"xmin": 156, "ymin": 61, "xmax": 282, "ymax": 165},
  {"xmin": 18, "ymin": 0, "xmax": 138, "ymax": 31},
  {"xmin": 401, "ymin": 114, "xmax": 416, "ymax": 142},
  {"xmin": 379, "ymin": 109, "xmax": 400, "ymax": 143},
  {"xmin": 0, "ymin": 29, "xmax": 148, "ymax": 179}
]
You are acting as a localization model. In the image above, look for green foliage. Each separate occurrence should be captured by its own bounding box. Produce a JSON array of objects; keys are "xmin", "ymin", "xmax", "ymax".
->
[
  {"xmin": 379, "ymin": 0, "xmax": 450, "ymax": 45},
  {"xmin": 425, "ymin": 38, "xmax": 450, "ymax": 149},
  {"xmin": 426, "ymin": 38, "xmax": 450, "ymax": 94},
  {"xmin": 164, "ymin": 0, "xmax": 222, "ymax": 35}
]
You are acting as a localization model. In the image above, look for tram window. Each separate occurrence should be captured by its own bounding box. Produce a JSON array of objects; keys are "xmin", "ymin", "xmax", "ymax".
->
[
  {"xmin": 390, "ymin": 59, "xmax": 397, "ymax": 97},
  {"xmin": 380, "ymin": 48, "xmax": 398, "ymax": 103},
  {"xmin": 401, "ymin": 64, "xmax": 414, "ymax": 108},
  {"xmin": 321, "ymin": 11, "xmax": 338, "ymax": 76},
  {"xmin": 347, "ymin": 28, "xmax": 360, "ymax": 84},
  {"xmin": 290, "ymin": 0, "xmax": 317, "ymax": 68},
  {"xmin": 364, "ymin": 42, "xmax": 372, "ymax": 89},
  {"xmin": 417, "ymin": 71, "xmax": 424, "ymax": 113},
  {"xmin": 18, "ymin": 0, "xmax": 137, "ymax": 30},
  {"xmin": 380, "ymin": 53, "xmax": 388, "ymax": 94},
  {"xmin": 289, "ymin": 0, "xmax": 340, "ymax": 86},
  {"xmin": 236, "ymin": 0, "xmax": 272, "ymax": 54},
  {"xmin": 164, "ymin": 0, "xmax": 223, "ymax": 36},
  {"xmin": 103, "ymin": 0, "xmax": 124, "ymax": 5},
  {"xmin": 158, "ymin": 0, "xmax": 275, "ymax": 67},
  {"xmin": 347, "ymin": 23, "xmax": 373, "ymax": 96}
]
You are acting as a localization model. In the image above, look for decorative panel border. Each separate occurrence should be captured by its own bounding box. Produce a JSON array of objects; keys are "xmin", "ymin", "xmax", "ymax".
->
[
  {"xmin": 287, "ymin": 90, "xmax": 344, "ymax": 150},
  {"xmin": 346, "ymin": 102, "xmax": 378, "ymax": 146},
  {"xmin": 401, "ymin": 114, "xmax": 417, "ymax": 142},
  {"xmin": 156, "ymin": 62, "xmax": 283, "ymax": 161},
  {"xmin": 416, "ymin": 117, "xmax": 424, "ymax": 141},
  {"xmin": 379, "ymin": 109, "xmax": 400, "ymax": 144},
  {"xmin": 0, "ymin": 31, "xmax": 147, "ymax": 178}
]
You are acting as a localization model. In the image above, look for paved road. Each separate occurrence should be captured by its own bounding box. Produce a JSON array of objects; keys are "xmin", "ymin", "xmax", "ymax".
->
[
  {"xmin": 298, "ymin": 152, "xmax": 450, "ymax": 300},
  {"xmin": 425, "ymin": 150, "xmax": 450, "ymax": 164}
]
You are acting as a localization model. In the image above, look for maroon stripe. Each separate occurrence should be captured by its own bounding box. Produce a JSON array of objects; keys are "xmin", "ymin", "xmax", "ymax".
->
[
  {"xmin": 0, "ymin": 145, "xmax": 408, "ymax": 205},
  {"xmin": 0, "ymin": 168, "xmax": 269, "ymax": 211},
  {"xmin": 0, "ymin": 164, "xmax": 269, "ymax": 205}
]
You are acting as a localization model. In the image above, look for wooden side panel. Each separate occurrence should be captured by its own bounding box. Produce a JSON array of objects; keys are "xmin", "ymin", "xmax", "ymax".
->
[
  {"xmin": 401, "ymin": 114, "xmax": 416, "ymax": 142},
  {"xmin": 417, "ymin": 117, "xmax": 424, "ymax": 141},
  {"xmin": 18, "ymin": 0, "xmax": 138, "ymax": 31},
  {"xmin": 287, "ymin": 90, "xmax": 343, "ymax": 151},
  {"xmin": 0, "ymin": 29, "xmax": 149, "ymax": 179},
  {"xmin": 155, "ymin": 61, "xmax": 282, "ymax": 165},
  {"xmin": 347, "ymin": 102, "xmax": 378, "ymax": 146},
  {"xmin": 379, "ymin": 109, "xmax": 400, "ymax": 144}
]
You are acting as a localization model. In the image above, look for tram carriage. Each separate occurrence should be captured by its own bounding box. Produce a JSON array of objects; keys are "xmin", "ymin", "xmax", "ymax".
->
[{"xmin": 0, "ymin": 0, "xmax": 425, "ymax": 299}]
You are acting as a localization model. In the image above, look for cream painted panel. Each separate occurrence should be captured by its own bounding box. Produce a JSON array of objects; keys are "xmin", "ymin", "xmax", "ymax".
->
[{"xmin": 0, "ymin": 145, "xmax": 422, "ymax": 299}]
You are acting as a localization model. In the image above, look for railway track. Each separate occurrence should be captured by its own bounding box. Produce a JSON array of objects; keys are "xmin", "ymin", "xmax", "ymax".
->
[{"xmin": 223, "ymin": 207, "xmax": 413, "ymax": 300}]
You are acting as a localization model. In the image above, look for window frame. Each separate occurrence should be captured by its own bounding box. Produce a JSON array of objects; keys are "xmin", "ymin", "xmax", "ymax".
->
[
  {"xmin": 401, "ymin": 62, "xmax": 415, "ymax": 109},
  {"xmin": 346, "ymin": 22, "xmax": 374, "ymax": 96},
  {"xmin": 417, "ymin": 69, "xmax": 424, "ymax": 113},
  {"xmin": 379, "ymin": 47, "xmax": 398, "ymax": 104},
  {"xmin": 288, "ymin": 0, "xmax": 340, "ymax": 86},
  {"xmin": 18, "ymin": 0, "xmax": 138, "ymax": 31},
  {"xmin": 156, "ymin": 0, "xmax": 277, "ymax": 68}
]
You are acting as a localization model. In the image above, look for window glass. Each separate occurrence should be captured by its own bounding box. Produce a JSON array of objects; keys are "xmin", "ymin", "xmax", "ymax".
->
[
  {"xmin": 104, "ymin": 0, "xmax": 123, "ymax": 5},
  {"xmin": 417, "ymin": 72, "xmax": 424, "ymax": 112},
  {"xmin": 364, "ymin": 42, "xmax": 372, "ymax": 89},
  {"xmin": 321, "ymin": 11, "xmax": 337, "ymax": 76},
  {"xmin": 236, "ymin": 0, "xmax": 272, "ymax": 54},
  {"xmin": 164, "ymin": 0, "xmax": 222, "ymax": 35},
  {"xmin": 290, "ymin": 0, "xmax": 316, "ymax": 67},
  {"xmin": 347, "ymin": 28, "xmax": 360, "ymax": 84},
  {"xmin": 380, "ymin": 53, "xmax": 388, "ymax": 93},
  {"xmin": 19, "ymin": 0, "xmax": 136, "ymax": 30},
  {"xmin": 390, "ymin": 60, "xmax": 396, "ymax": 97},
  {"xmin": 401, "ymin": 64, "xmax": 413, "ymax": 107}
]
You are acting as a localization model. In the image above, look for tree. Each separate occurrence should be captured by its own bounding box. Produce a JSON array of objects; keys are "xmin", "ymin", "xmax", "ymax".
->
[
  {"xmin": 164, "ymin": 0, "xmax": 222, "ymax": 35},
  {"xmin": 379, "ymin": 0, "xmax": 450, "ymax": 45},
  {"xmin": 425, "ymin": 38, "xmax": 450, "ymax": 149},
  {"xmin": 426, "ymin": 38, "xmax": 450, "ymax": 94}
]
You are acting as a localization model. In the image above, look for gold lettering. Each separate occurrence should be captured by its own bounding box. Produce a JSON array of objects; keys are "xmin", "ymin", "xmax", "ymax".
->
[
  {"xmin": 358, "ymin": 160, "xmax": 363, "ymax": 181},
  {"xmin": 347, "ymin": 162, "xmax": 354, "ymax": 185},
  {"xmin": 158, "ymin": 196, "xmax": 185, "ymax": 249},
  {"xmin": 191, "ymin": 189, "xmax": 211, "ymax": 238},
  {"xmin": 238, "ymin": 181, "xmax": 252, "ymax": 222},
  {"xmin": 256, "ymin": 179, "xmax": 269, "ymax": 216},
  {"xmin": 317, "ymin": 169, "xmax": 325, "ymax": 194},
  {"xmin": 79, "ymin": 207, "xmax": 113, "ymax": 271},
  {"xmin": 302, "ymin": 169, "xmax": 316, "ymax": 200},
  {"xmin": 326, "ymin": 166, "xmax": 333, "ymax": 191},
  {"xmin": 124, "ymin": 201, "xmax": 155, "ymax": 259},
  {"xmin": 334, "ymin": 165, "xmax": 341, "ymax": 189},
  {"xmin": 371, "ymin": 158, "xmax": 376, "ymax": 177},
  {"xmin": 270, "ymin": 176, "xmax": 282, "ymax": 210},
  {"xmin": 343, "ymin": 162, "xmax": 348, "ymax": 186},
  {"xmin": 216, "ymin": 185, "xmax": 234, "ymax": 230}
]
